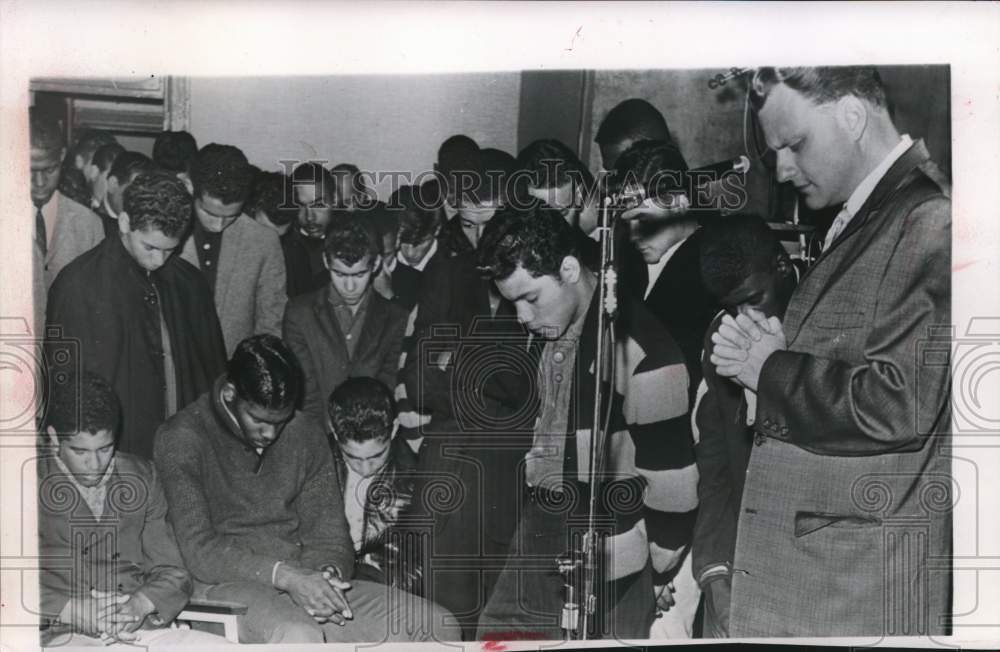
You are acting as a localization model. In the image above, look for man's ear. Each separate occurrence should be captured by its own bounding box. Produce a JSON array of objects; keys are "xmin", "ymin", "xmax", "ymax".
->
[
  {"xmin": 46, "ymin": 425, "xmax": 60, "ymax": 449},
  {"xmin": 74, "ymin": 153, "xmax": 85, "ymax": 171},
  {"xmin": 369, "ymin": 255, "xmax": 383, "ymax": 277},
  {"xmin": 221, "ymin": 381, "xmax": 236, "ymax": 404},
  {"xmin": 117, "ymin": 211, "xmax": 131, "ymax": 236},
  {"xmin": 837, "ymin": 95, "xmax": 868, "ymax": 142},
  {"xmin": 559, "ymin": 255, "xmax": 582, "ymax": 284},
  {"xmin": 107, "ymin": 175, "xmax": 120, "ymax": 194}
]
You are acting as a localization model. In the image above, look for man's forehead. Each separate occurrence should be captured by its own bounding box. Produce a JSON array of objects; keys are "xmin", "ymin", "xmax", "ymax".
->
[
  {"xmin": 330, "ymin": 257, "xmax": 372, "ymax": 273},
  {"xmin": 63, "ymin": 429, "xmax": 114, "ymax": 447},
  {"xmin": 135, "ymin": 228, "xmax": 181, "ymax": 248},
  {"xmin": 31, "ymin": 147, "xmax": 62, "ymax": 165},
  {"xmin": 244, "ymin": 401, "xmax": 294, "ymax": 423}
]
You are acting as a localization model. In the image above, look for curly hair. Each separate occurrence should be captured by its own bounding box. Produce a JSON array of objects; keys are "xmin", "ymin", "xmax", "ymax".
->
[
  {"xmin": 611, "ymin": 139, "xmax": 689, "ymax": 201},
  {"xmin": 44, "ymin": 370, "xmax": 121, "ymax": 440},
  {"xmin": 245, "ymin": 171, "xmax": 296, "ymax": 227},
  {"xmin": 699, "ymin": 213, "xmax": 787, "ymax": 300},
  {"xmin": 750, "ymin": 66, "xmax": 887, "ymax": 111},
  {"xmin": 477, "ymin": 205, "xmax": 578, "ymax": 281},
  {"xmin": 324, "ymin": 216, "xmax": 380, "ymax": 266},
  {"xmin": 189, "ymin": 143, "xmax": 255, "ymax": 204},
  {"xmin": 226, "ymin": 334, "xmax": 304, "ymax": 410},
  {"xmin": 123, "ymin": 170, "xmax": 192, "ymax": 238},
  {"xmin": 327, "ymin": 377, "xmax": 395, "ymax": 444}
]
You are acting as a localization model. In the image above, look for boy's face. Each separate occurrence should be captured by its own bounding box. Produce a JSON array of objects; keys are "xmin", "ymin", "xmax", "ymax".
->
[
  {"xmin": 31, "ymin": 146, "xmax": 63, "ymax": 207},
  {"xmin": 227, "ymin": 392, "xmax": 295, "ymax": 450},
  {"xmin": 195, "ymin": 191, "xmax": 243, "ymax": 233},
  {"xmin": 495, "ymin": 261, "xmax": 581, "ymax": 340},
  {"xmin": 88, "ymin": 164, "xmax": 110, "ymax": 204},
  {"xmin": 295, "ymin": 184, "xmax": 333, "ymax": 239},
  {"xmin": 119, "ymin": 223, "xmax": 181, "ymax": 273},
  {"xmin": 50, "ymin": 427, "xmax": 115, "ymax": 488},
  {"xmin": 457, "ymin": 200, "xmax": 500, "ymax": 249},
  {"xmin": 719, "ymin": 261, "xmax": 796, "ymax": 320},
  {"xmin": 326, "ymin": 256, "xmax": 376, "ymax": 306},
  {"xmin": 398, "ymin": 233, "xmax": 436, "ymax": 267},
  {"xmin": 337, "ymin": 437, "xmax": 392, "ymax": 478}
]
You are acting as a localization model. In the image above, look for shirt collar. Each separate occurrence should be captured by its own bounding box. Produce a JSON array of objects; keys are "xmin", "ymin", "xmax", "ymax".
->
[
  {"xmin": 328, "ymin": 284, "xmax": 372, "ymax": 313},
  {"xmin": 644, "ymin": 235, "xmax": 689, "ymax": 300},
  {"xmin": 396, "ymin": 238, "xmax": 438, "ymax": 272},
  {"xmin": 843, "ymin": 134, "xmax": 913, "ymax": 219},
  {"xmin": 104, "ymin": 196, "xmax": 118, "ymax": 221}
]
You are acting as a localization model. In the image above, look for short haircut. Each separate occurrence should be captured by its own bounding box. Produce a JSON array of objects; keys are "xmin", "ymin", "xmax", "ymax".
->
[
  {"xmin": 329, "ymin": 163, "xmax": 372, "ymax": 206},
  {"xmin": 189, "ymin": 143, "xmax": 254, "ymax": 204},
  {"xmin": 72, "ymin": 130, "xmax": 118, "ymax": 166},
  {"xmin": 477, "ymin": 205, "xmax": 578, "ymax": 282},
  {"xmin": 699, "ymin": 213, "xmax": 787, "ymax": 300},
  {"xmin": 518, "ymin": 139, "xmax": 595, "ymax": 195},
  {"xmin": 290, "ymin": 161, "xmax": 336, "ymax": 206},
  {"xmin": 44, "ymin": 370, "xmax": 121, "ymax": 440},
  {"xmin": 29, "ymin": 110, "xmax": 63, "ymax": 152},
  {"xmin": 327, "ymin": 377, "xmax": 395, "ymax": 444},
  {"xmin": 153, "ymin": 130, "xmax": 199, "ymax": 173},
  {"xmin": 750, "ymin": 66, "xmax": 887, "ymax": 111},
  {"xmin": 123, "ymin": 170, "xmax": 192, "ymax": 238},
  {"xmin": 323, "ymin": 216, "xmax": 380, "ymax": 266},
  {"xmin": 226, "ymin": 334, "xmax": 303, "ymax": 411},
  {"xmin": 245, "ymin": 171, "xmax": 295, "ymax": 227},
  {"xmin": 92, "ymin": 143, "xmax": 126, "ymax": 174},
  {"xmin": 594, "ymin": 98, "xmax": 672, "ymax": 147},
  {"xmin": 612, "ymin": 139, "xmax": 689, "ymax": 201},
  {"xmin": 108, "ymin": 151, "xmax": 154, "ymax": 185},
  {"xmin": 390, "ymin": 184, "xmax": 441, "ymax": 245},
  {"xmin": 437, "ymin": 134, "xmax": 480, "ymax": 175}
]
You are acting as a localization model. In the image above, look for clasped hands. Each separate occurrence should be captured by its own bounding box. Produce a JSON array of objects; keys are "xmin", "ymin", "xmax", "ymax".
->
[
  {"xmin": 709, "ymin": 309, "xmax": 786, "ymax": 392},
  {"xmin": 64, "ymin": 587, "xmax": 156, "ymax": 644},
  {"xmin": 276, "ymin": 563, "xmax": 353, "ymax": 626}
]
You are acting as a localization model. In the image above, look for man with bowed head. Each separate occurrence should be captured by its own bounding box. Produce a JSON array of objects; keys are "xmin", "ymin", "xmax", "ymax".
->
[
  {"xmin": 154, "ymin": 334, "xmax": 459, "ymax": 643},
  {"xmin": 710, "ymin": 66, "xmax": 951, "ymax": 637}
]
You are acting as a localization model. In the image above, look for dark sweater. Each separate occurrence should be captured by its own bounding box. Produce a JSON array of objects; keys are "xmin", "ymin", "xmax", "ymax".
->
[{"xmin": 153, "ymin": 377, "xmax": 355, "ymax": 585}]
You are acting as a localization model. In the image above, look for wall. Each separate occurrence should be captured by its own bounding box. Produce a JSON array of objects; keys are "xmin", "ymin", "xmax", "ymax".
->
[{"xmin": 189, "ymin": 73, "xmax": 521, "ymax": 199}]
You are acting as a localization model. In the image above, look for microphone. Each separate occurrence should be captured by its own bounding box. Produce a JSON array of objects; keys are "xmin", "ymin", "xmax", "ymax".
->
[{"xmin": 614, "ymin": 155, "xmax": 751, "ymax": 216}]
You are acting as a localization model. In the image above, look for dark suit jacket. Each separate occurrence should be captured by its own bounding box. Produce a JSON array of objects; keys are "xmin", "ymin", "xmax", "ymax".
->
[
  {"xmin": 37, "ymin": 452, "xmax": 192, "ymax": 627},
  {"xmin": 643, "ymin": 227, "xmax": 720, "ymax": 407},
  {"xmin": 283, "ymin": 285, "xmax": 408, "ymax": 419},
  {"xmin": 730, "ymin": 140, "xmax": 952, "ymax": 636},
  {"xmin": 690, "ymin": 311, "xmax": 753, "ymax": 584}
]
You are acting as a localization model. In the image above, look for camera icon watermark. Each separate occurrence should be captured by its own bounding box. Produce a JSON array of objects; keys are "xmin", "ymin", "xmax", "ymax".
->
[
  {"xmin": 415, "ymin": 316, "xmax": 541, "ymax": 434},
  {"xmin": 948, "ymin": 317, "xmax": 1000, "ymax": 433},
  {"xmin": 0, "ymin": 318, "xmax": 79, "ymax": 436}
]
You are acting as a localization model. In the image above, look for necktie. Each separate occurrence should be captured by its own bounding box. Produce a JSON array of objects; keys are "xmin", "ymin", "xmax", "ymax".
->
[
  {"xmin": 822, "ymin": 205, "xmax": 852, "ymax": 252},
  {"xmin": 35, "ymin": 206, "xmax": 47, "ymax": 257}
]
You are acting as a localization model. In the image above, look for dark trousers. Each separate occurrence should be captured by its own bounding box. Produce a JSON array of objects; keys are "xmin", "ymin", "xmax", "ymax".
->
[{"xmin": 477, "ymin": 487, "xmax": 655, "ymax": 641}]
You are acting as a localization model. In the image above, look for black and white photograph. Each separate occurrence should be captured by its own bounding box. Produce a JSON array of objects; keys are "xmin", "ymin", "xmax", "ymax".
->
[{"xmin": 1, "ymin": 2, "xmax": 998, "ymax": 650}]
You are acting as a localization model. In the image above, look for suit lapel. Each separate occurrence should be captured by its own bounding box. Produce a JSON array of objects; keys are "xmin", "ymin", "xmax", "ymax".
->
[
  {"xmin": 352, "ymin": 294, "xmax": 386, "ymax": 363},
  {"xmin": 783, "ymin": 141, "xmax": 929, "ymax": 343},
  {"xmin": 314, "ymin": 286, "xmax": 349, "ymax": 362}
]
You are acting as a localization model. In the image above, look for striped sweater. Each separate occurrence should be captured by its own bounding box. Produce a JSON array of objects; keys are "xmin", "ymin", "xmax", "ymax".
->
[{"xmin": 543, "ymin": 289, "xmax": 698, "ymax": 580}]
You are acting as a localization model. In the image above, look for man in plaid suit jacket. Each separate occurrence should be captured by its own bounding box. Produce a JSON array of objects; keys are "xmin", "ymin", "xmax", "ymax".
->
[{"xmin": 711, "ymin": 67, "xmax": 951, "ymax": 637}]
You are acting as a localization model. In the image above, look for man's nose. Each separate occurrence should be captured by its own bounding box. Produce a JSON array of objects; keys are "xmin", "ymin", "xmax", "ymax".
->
[
  {"xmin": 32, "ymin": 171, "xmax": 46, "ymax": 188},
  {"xmin": 775, "ymin": 149, "xmax": 796, "ymax": 184}
]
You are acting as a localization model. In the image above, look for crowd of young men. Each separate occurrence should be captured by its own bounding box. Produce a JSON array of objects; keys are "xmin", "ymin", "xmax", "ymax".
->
[{"xmin": 34, "ymin": 64, "xmax": 951, "ymax": 644}]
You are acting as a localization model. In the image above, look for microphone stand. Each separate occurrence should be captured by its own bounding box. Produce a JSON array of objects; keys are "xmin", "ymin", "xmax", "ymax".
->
[{"xmin": 559, "ymin": 193, "xmax": 620, "ymax": 640}]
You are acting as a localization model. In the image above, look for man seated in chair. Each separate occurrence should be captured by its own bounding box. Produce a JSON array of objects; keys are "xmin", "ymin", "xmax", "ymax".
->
[
  {"xmin": 326, "ymin": 377, "xmax": 422, "ymax": 595},
  {"xmin": 38, "ymin": 371, "xmax": 226, "ymax": 647},
  {"xmin": 154, "ymin": 334, "xmax": 460, "ymax": 644}
]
